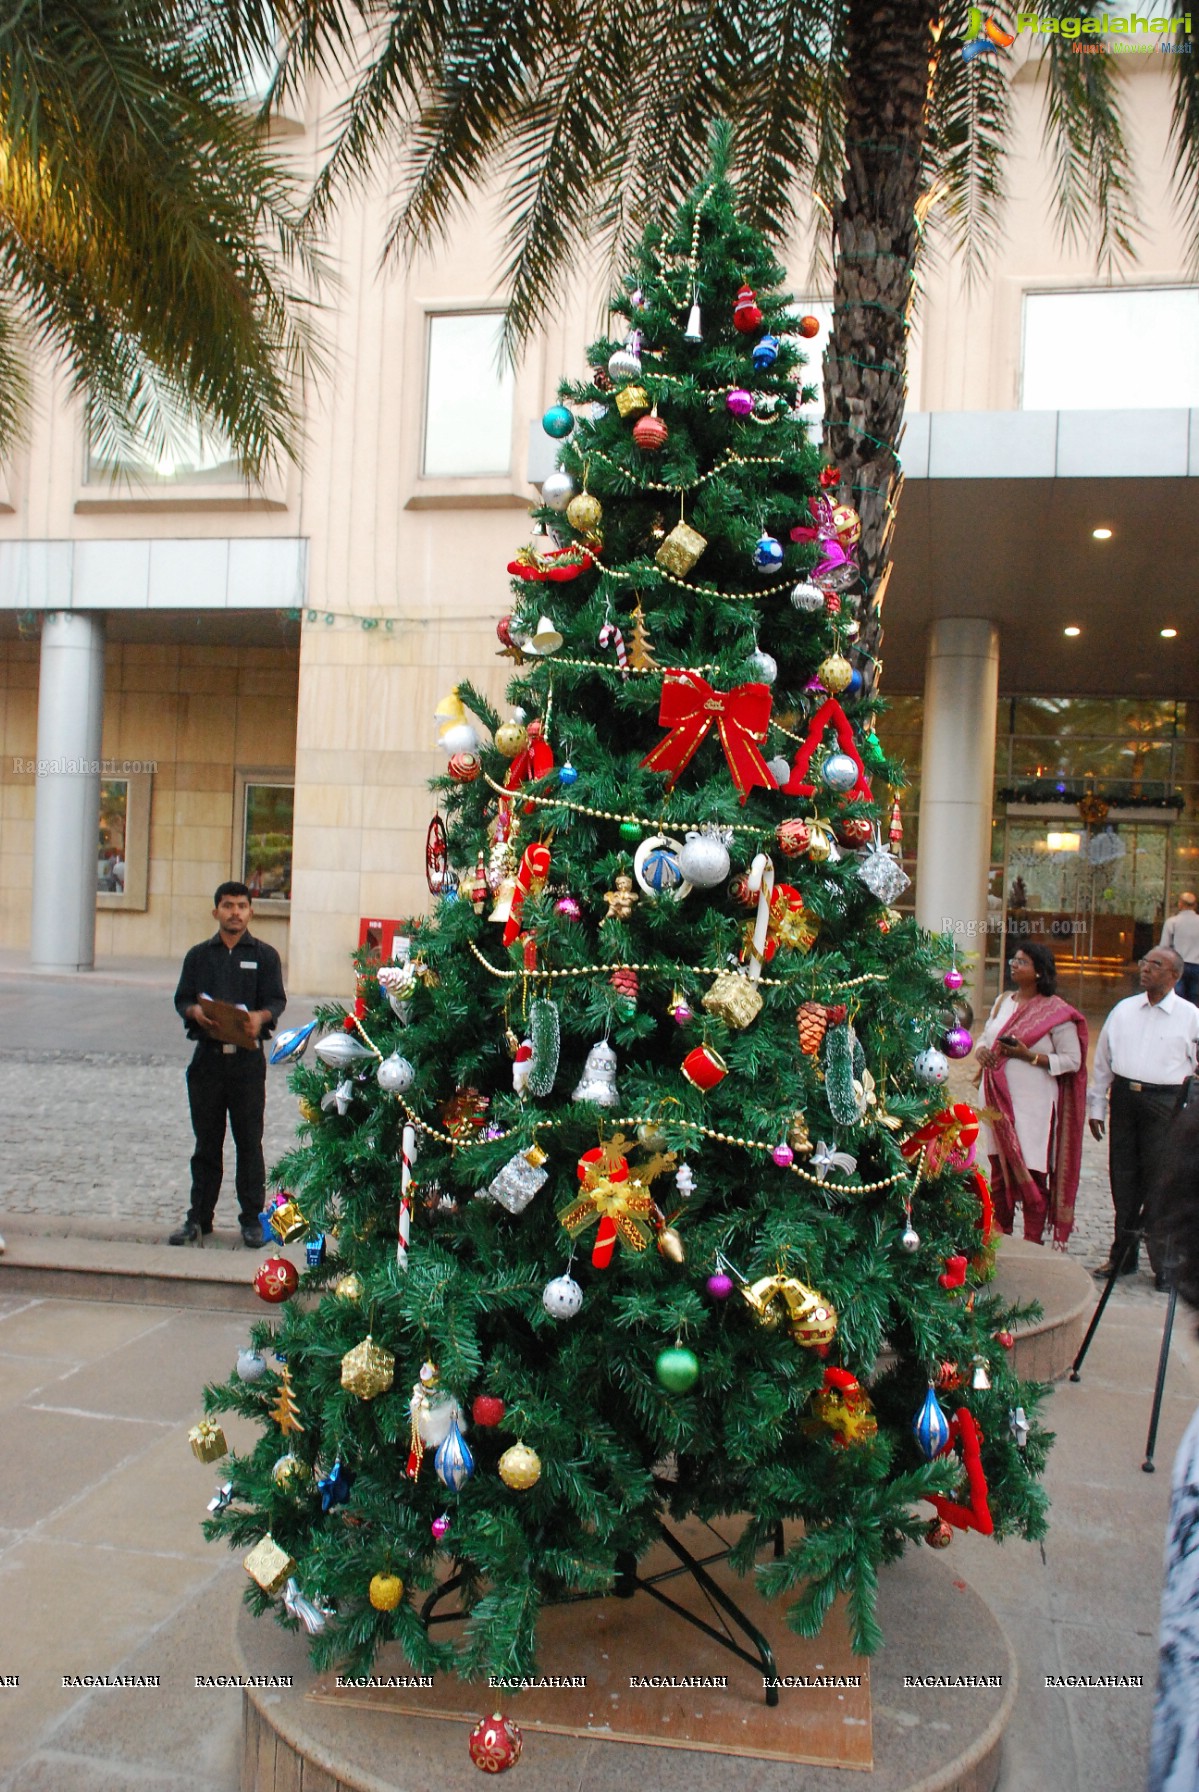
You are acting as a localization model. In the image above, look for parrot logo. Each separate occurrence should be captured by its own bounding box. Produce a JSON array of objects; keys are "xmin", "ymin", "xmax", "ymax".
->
[{"xmin": 962, "ymin": 7, "xmax": 1017, "ymax": 59}]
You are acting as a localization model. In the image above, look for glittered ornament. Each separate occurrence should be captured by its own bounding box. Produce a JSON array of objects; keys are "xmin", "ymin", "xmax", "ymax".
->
[
  {"xmin": 913, "ymin": 1384, "xmax": 952, "ymax": 1460},
  {"xmin": 571, "ymin": 1039, "xmax": 619, "ymax": 1107},
  {"xmin": 540, "ymin": 470, "xmax": 575, "ymax": 511},
  {"xmin": 706, "ymin": 1272, "xmax": 734, "ymax": 1300},
  {"xmin": 369, "ymin": 1572, "xmax": 404, "ymax": 1611},
  {"xmin": 771, "ymin": 1142, "xmax": 794, "ymax": 1168},
  {"xmin": 914, "ymin": 1047, "xmax": 950, "ymax": 1086},
  {"xmin": 494, "ymin": 719, "xmax": 528, "ymax": 758},
  {"xmin": 237, "ymin": 1348, "xmax": 267, "ymax": 1382},
  {"xmin": 655, "ymin": 520, "xmax": 707, "ymax": 577},
  {"xmin": 733, "ymin": 284, "xmax": 763, "ymax": 332},
  {"xmin": 254, "ymin": 1257, "xmax": 298, "ymax": 1304},
  {"xmin": 542, "ymin": 404, "xmax": 574, "ymax": 438},
  {"xmin": 817, "ymin": 654, "xmax": 853, "ymax": 694},
  {"xmin": 334, "ymin": 1272, "xmax": 363, "ymax": 1301},
  {"xmin": 633, "ymin": 408, "xmax": 669, "ymax": 451},
  {"xmin": 614, "ymin": 383, "xmax": 650, "ymax": 420},
  {"xmin": 752, "ymin": 533, "xmax": 784, "ymax": 573},
  {"xmin": 677, "ymin": 827, "xmax": 731, "ymax": 889},
  {"xmin": 478, "ymin": 1144, "xmax": 549, "ymax": 1215},
  {"xmin": 655, "ymin": 1345, "xmax": 699, "ymax": 1391},
  {"xmin": 726, "ymin": 388, "xmax": 754, "ymax": 418},
  {"xmin": 243, "ymin": 1536, "xmax": 295, "ymax": 1595},
  {"xmin": 341, "ymin": 1336, "xmax": 396, "ymax": 1400},
  {"xmin": 554, "ymin": 893, "xmax": 581, "ymax": 919},
  {"xmin": 435, "ymin": 1418, "xmax": 475, "ymax": 1492},
  {"xmin": 776, "ymin": 817, "xmax": 811, "ymax": 858},
  {"xmin": 468, "ymin": 1711, "xmax": 523, "ymax": 1774},
  {"xmin": 820, "ymin": 752, "xmax": 860, "ymax": 794},
  {"xmin": 472, "ymin": 1395, "xmax": 506, "ymax": 1428},
  {"xmin": 798, "ymin": 314, "xmax": 821, "ymax": 339},
  {"xmin": 377, "ymin": 1052, "xmax": 415, "ymax": 1093},
  {"xmin": 944, "ymin": 1026, "xmax": 974, "ymax": 1059},
  {"xmin": 566, "ymin": 491, "xmax": 603, "ymax": 533},
  {"xmin": 542, "ymin": 1273, "xmax": 584, "ymax": 1319},
  {"xmin": 498, "ymin": 1441, "xmax": 542, "ymax": 1490},
  {"xmin": 791, "ymin": 581, "xmax": 825, "ymax": 614}
]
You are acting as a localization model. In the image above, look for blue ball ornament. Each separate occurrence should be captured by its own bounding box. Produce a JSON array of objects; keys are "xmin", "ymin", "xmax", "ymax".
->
[
  {"xmin": 820, "ymin": 752, "xmax": 859, "ymax": 793},
  {"xmin": 558, "ymin": 761, "xmax": 579, "ymax": 786},
  {"xmin": 752, "ymin": 533, "xmax": 784, "ymax": 573},
  {"xmin": 642, "ymin": 845, "xmax": 683, "ymax": 892},
  {"xmin": 847, "ymin": 668, "xmax": 864, "ymax": 698},
  {"xmin": 752, "ymin": 334, "xmax": 780, "ymax": 370},
  {"xmin": 542, "ymin": 404, "xmax": 574, "ymax": 439}
]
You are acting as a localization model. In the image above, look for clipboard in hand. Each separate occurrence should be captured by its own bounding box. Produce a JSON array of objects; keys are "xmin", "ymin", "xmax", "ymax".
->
[{"xmin": 198, "ymin": 996, "xmax": 258, "ymax": 1048}]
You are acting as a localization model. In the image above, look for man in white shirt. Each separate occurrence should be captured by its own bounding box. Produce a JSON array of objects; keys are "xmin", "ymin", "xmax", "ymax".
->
[
  {"xmin": 1161, "ymin": 893, "xmax": 1199, "ymax": 1007},
  {"xmin": 1088, "ymin": 947, "xmax": 1199, "ymax": 1286}
]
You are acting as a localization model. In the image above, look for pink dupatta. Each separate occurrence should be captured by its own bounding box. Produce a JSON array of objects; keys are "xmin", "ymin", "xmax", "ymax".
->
[{"xmin": 982, "ymin": 994, "xmax": 1089, "ymax": 1246}]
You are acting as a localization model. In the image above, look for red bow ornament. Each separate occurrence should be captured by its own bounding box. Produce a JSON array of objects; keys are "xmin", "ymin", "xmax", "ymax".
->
[
  {"xmin": 504, "ymin": 719, "xmax": 554, "ymax": 814},
  {"xmin": 901, "ymin": 1103, "xmax": 979, "ymax": 1180},
  {"xmin": 640, "ymin": 671, "xmax": 776, "ymax": 805}
]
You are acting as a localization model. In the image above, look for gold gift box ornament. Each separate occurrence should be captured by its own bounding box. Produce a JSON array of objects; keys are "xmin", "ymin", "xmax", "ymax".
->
[
  {"xmin": 614, "ymin": 384, "xmax": 650, "ymax": 420},
  {"xmin": 655, "ymin": 521, "xmax": 708, "ymax": 578},
  {"xmin": 340, "ymin": 1335, "xmax": 395, "ymax": 1401},
  {"xmin": 243, "ymin": 1535, "xmax": 296, "ymax": 1595},
  {"xmin": 702, "ymin": 970, "xmax": 763, "ymax": 1030},
  {"xmin": 188, "ymin": 1419, "xmax": 228, "ymax": 1464}
]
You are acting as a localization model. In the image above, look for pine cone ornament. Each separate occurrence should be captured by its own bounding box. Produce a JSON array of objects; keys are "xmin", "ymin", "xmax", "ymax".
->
[
  {"xmin": 610, "ymin": 967, "xmax": 639, "ymax": 1005},
  {"xmin": 797, "ymin": 1002, "xmax": 829, "ymax": 1055}
]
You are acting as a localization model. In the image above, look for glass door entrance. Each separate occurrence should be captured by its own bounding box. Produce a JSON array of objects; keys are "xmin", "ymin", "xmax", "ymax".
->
[{"xmin": 1002, "ymin": 817, "xmax": 1170, "ymax": 970}]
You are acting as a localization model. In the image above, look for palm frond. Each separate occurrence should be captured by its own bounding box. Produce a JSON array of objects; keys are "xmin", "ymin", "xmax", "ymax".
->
[
  {"xmin": 0, "ymin": 291, "xmax": 31, "ymax": 457},
  {"xmin": 1037, "ymin": 0, "xmax": 1139, "ymax": 271},
  {"xmin": 732, "ymin": 0, "xmax": 835, "ymax": 241},
  {"xmin": 925, "ymin": 0, "xmax": 1014, "ymax": 284},
  {"xmin": 797, "ymin": 0, "xmax": 847, "ymax": 290},
  {"xmin": 1167, "ymin": 0, "xmax": 1199, "ymax": 269}
]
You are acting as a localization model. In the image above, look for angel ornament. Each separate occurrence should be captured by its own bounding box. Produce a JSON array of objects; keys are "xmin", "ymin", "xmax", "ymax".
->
[{"xmin": 603, "ymin": 874, "xmax": 639, "ymax": 922}]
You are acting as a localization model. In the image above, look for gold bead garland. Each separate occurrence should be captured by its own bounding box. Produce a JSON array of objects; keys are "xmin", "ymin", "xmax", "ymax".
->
[
  {"xmin": 589, "ymin": 550, "xmax": 792, "ymax": 604},
  {"xmin": 584, "ymin": 445, "xmax": 785, "ymax": 496},
  {"xmin": 480, "ymin": 768, "xmax": 765, "ymax": 834},
  {"xmin": 525, "ymin": 657, "xmax": 719, "ymax": 676}
]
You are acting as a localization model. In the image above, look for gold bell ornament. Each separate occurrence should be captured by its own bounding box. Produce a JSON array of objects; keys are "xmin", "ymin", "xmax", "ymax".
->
[
  {"xmin": 741, "ymin": 1274, "xmax": 838, "ymax": 1349},
  {"xmin": 269, "ymin": 1199, "xmax": 306, "ymax": 1243}
]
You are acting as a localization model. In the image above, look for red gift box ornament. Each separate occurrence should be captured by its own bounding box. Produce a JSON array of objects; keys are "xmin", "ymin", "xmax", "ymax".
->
[{"xmin": 640, "ymin": 670, "xmax": 776, "ymax": 805}]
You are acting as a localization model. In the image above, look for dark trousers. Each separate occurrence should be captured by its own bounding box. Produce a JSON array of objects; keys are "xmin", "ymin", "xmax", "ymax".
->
[
  {"xmin": 1108, "ymin": 1078, "xmax": 1179, "ymax": 1273},
  {"xmin": 186, "ymin": 1049, "xmax": 267, "ymax": 1229},
  {"xmin": 1177, "ymin": 964, "xmax": 1199, "ymax": 1007}
]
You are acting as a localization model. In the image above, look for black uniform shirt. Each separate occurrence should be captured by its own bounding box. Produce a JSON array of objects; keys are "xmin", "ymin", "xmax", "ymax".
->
[{"xmin": 174, "ymin": 931, "xmax": 287, "ymax": 1049}]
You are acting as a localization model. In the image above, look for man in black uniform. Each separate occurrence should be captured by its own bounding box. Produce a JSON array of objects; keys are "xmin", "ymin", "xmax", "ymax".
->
[{"xmin": 170, "ymin": 882, "xmax": 287, "ymax": 1245}]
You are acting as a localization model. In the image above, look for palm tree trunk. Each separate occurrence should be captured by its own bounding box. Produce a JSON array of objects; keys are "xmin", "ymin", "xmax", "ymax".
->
[{"xmin": 824, "ymin": 0, "xmax": 942, "ymax": 683}]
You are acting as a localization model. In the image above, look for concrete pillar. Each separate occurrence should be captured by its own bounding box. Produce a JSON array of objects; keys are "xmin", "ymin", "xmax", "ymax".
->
[
  {"xmin": 30, "ymin": 611, "xmax": 106, "ymax": 972},
  {"xmin": 915, "ymin": 617, "xmax": 1000, "ymax": 1013}
]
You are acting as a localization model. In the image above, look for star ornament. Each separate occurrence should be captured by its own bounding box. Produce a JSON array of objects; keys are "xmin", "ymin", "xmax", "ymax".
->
[
  {"xmin": 811, "ymin": 1141, "xmax": 858, "ymax": 1183},
  {"xmin": 317, "ymin": 1457, "xmax": 353, "ymax": 1511},
  {"xmin": 321, "ymin": 1078, "xmax": 354, "ymax": 1116}
]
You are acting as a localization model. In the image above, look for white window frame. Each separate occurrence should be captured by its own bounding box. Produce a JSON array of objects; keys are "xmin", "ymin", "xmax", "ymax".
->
[
  {"xmin": 406, "ymin": 300, "xmax": 530, "ymax": 511},
  {"xmin": 1020, "ymin": 284, "xmax": 1199, "ymax": 412}
]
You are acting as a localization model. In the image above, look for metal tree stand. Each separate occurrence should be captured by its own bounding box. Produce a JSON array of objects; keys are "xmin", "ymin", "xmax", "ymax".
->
[{"xmin": 1069, "ymin": 1227, "xmax": 1179, "ymax": 1472}]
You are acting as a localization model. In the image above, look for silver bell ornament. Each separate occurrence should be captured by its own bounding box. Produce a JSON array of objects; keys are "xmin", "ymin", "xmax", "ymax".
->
[
  {"xmin": 540, "ymin": 471, "xmax": 575, "ymax": 511},
  {"xmin": 913, "ymin": 1047, "xmax": 950, "ymax": 1086},
  {"xmin": 542, "ymin": 1274, "xmax": 584, "ymax": 1320},
  {"xmin": 791, "ymin": 582, "xmax": 825, "ymax": 615},
  {"xmin": 525, "ymin": 614, "xmax": 564, "ymax": 656},
  {"xmin": 377, "ymin": 1052, "xmax": 415, "ymax": 1093},
  {"xmin": 572, "ymin": 1039, "xmax": 619, "ymax": 1107},
  {"xmin": 677, "ymin": 827, "xmax": 731, "ymax": 890},
  {"xmin": 683, "ymin": 298, "xmax": 703, "ymax": 343}
]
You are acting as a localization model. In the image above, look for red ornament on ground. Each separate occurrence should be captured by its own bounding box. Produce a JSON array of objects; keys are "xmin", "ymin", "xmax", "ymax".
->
[
  {"xmin": 472, "ymin": 1395, "xmax": 507, "ymax": 1428},
  {"xmin": 798, "ymin": 314, "xmax": 821, "ymax": 339},
  {"xmin": 254, "ymin": 1258, "xmax": 299, "ymax": 1303},
  {"xmin": 733, "ymin": 284, "xmax": 763, "ymax": 333},
  {"xmin": 468, "ymin": 1711, "xmax": 523, "ymax": 1773}
]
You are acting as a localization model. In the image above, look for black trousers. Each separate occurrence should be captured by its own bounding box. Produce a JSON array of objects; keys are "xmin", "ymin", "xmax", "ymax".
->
[
  {"xmin": 1108, "ymin": 1078, "xmax": 1180, "ymax": 1273},
  {"xmin": 186, "ymin": 1049, "xmax": 267, "ymax": 1229}
]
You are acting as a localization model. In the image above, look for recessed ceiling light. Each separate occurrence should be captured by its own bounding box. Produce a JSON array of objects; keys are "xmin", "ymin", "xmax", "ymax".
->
[
  {"xmin": 1063, "ymin": 626, "xmax": 1081, "ymax": 637},
  {"xmin": 1160, "ymin": 627, "xmax": 1178, "ymax": 639},
  {"xmin": 1092, "ymin": 527, "xmax": 1113, "ymax": 540}
]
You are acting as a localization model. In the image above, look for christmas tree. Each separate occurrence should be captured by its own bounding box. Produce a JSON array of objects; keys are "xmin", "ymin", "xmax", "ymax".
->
[{"xmin": 203, "ymin": 135, "xmax": 1049, "ymax": 1679}]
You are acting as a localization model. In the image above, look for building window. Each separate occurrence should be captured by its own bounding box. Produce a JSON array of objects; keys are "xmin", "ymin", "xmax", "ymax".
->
[
  {"xmin": 96, "ymin": 769, "xmax": 152, "ymax": 911},
  {"xmin": 97, "ymin": 781, "xmax": 128, "ymax": 893},
  {"xmin": 1021, "ymin": 288, "xmax": 1199, "ymax": 410},
  {"xmin": 422, "ymin": 312, "xmax": 515, "ymax": 477},
  {"xmin": 85, "ymin": 411, "xmax": 242, "ymax": 487},
  {"xmin": 242, "ymin": 782, "xmax": 293, "ymax": 902}
]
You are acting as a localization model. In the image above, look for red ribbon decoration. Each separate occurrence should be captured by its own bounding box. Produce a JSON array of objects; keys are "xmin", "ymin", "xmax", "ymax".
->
[
  {"xmin": 901, "ymin": 1103, "xmax": 979, "ymax": 1180},
  {"xmin": 504, "ymin": 720, "xmax": 554, "ymax": 814},
  {"xmin": 782, "ymin": 697, "xmax": 872, "ymax": 803},
  {"xmin": 640, "ymin": 671, "xmax": 776, "ymax": 805},
  {"xmin": 928, "ymin": 1408, "xmax": 993, "ymax": 1535},
  {"xmin": 502, "ymin": 842, "xmax": 551, "ymax": 947}
]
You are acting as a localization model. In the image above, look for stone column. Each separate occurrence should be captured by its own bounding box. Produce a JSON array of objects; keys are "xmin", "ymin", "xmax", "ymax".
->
[
  {"xmin": 915, "ymin": 617, "xmax": 1000, "ymax": 1014},
  {"xmin": 30, "ymin": 611, "xmax": 106, "ymax": 972}
]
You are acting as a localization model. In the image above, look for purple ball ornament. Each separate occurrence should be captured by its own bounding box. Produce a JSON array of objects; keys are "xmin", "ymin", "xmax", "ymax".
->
[
  {"xmin": 943, "ymin": 967, "xmax": 965, "ymax": 993},
  {"xmin": 770, "ymin": 1143, "xmax": 795, "ymax": 1168},
  {"xmin": 431, "ymin": 1514, "xmax": 451, "ymax": 1542},
  {"xmin": 944, "ymin": 1026, "xmax": 974, "ymax": 1060},
  {"xmin": 706, "ymin": 1273, "xmax": 735, "ymax": 1300},
  {"xmin": 726, "ymin": 388, "xmax": 754, "ymax": 418},
  {"xmin": 554, "ymin": 896, "xmax": 582, "ymax": 921}
]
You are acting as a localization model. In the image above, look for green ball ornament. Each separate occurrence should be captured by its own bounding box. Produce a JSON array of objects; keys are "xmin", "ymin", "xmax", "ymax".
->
[
  {"xmin": 655, "ymin": 1346, "xmax": 699, "ymax": 1392},
  {"xmin": 619, "ymin": 822, "xmax": 642, "ymax": 842},
  {"xmin": 542, "ymin": 404, "xmax": 574, "ymax": 439}
]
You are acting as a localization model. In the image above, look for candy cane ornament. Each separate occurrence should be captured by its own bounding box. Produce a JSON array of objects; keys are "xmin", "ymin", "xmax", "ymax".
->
[
  {"xmin": 398, "ymin": 1124, "xmax": 416, "ymax": 1271},
  {"xmin": 598, "ymin": 621, "xmax": 629, "ymax": 678},
  {"xmin": 746, "ymin": 853, "xmax": 776, "ymax": 983},
  {"xmin": 502, "ymin": 842, "xmax": 552, "ymax": 948}
]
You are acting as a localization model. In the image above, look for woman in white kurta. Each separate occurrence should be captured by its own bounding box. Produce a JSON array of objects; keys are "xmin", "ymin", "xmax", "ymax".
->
[{"xmin": 974, "ymin": 943, "xmax": 1088, "ymax": 1246}]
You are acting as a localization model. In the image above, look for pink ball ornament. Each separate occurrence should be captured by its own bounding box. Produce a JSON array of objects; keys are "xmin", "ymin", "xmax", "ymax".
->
[
  {"xmin": 431, "ymin": 1514, "xmax": 451, "ymax": 1541},
  {"xmin": 770, "ymin": 1143, "xmax": 795, "ymax": 1168},
  {"xmin": 943, "ymin": 968, "xmax": 964, "ymax": 993},
  {"xmin": 706, "ymin": 1273, "xmax": 735, "ymax": 1300},
  {"xmin": 943, "ymin": 1026, "xmax": 974, "ymax": 1059},
  {"xmin": 726, "ymin": 388, "xmax": 754, "ymax": 418},
  {"xmin": 670, "ymin": 996, "xmax": 694, "ymax": 1024},
  {"xmin": 554, "ymin": 896, "xmax": 582, "ymax": 921}
]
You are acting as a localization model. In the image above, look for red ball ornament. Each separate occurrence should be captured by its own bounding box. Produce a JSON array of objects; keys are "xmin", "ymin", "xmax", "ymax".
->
[
  {"xmin": 818, "ymin": 466, "xmax": 841, "ymax": 488},
  {"xmin": 254, "ymin": 1257, "xmax": 298, "ymax": 1304},
  {"xmin": 448, "ymin": 752, "xmax": 481, "ymax": 783},
  {"xmin": 472, "ymin": 1395, "xmax": 507, "ymax": 1428},
  {"xmin": 798, "ymin": 314, "xmax": 821, "ymax": 339},
  {"xmin": 837, "ymin": 817, "xmax": 873, "ymax": 847},
  {"xmin": 727, "ymin": 873, "xmax": 758, "ymax": 908},
  {"xmin": 468, "ymin": 1711, "xmax": 523, "ymax": 1773},
  {"xmin": 995, "ymin": 1330, "xmax": 1014, "ymax": 1351},
  {"xmin": 775, "ymin": 818, "xmax": 812, "ymax": 858},
  {"xmin": 632, "ymin": 410, "xmax": 669, "ymax": 451},
  {"xmin": 733, "ymin": 284, "xmax": 763, "ymax": 333},
  {"xmin": 925, "ymin": 1517, "xmax": 954, "ymax": 1549}
]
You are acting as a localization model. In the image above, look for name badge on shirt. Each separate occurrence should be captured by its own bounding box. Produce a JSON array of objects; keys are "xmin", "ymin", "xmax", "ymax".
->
[{"xmin": 240, "ymin": 961, "xmax": 258, "ymax": 969}]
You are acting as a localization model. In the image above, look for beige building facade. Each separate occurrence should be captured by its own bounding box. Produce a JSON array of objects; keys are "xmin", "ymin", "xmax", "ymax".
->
[{"xmin": 1, "ymin": 48, "xmax": 1196, "ymax": 1001}]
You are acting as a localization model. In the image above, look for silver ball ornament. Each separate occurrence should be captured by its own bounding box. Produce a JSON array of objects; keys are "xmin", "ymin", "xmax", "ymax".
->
[
  {"xmin": 791, "ymin": 581, "xmax": 825, "ymax": 614},
  {"xmin": 542, "ymin": 1274, "xmax": 583, "ymax": 1319},
  {"xmin": 540, "ymin": 471, "xmax": 575, "ymax": 512},
  {"xmin": 913, "ymin": 1047, "xmax": 950, "ymax": 1086},
  {"xmin": 748, "ymin": 649, "xmax": 778, "ymax": 685},
  {"xmin": 820, "ymin": 752, "xmax": 859, "ymax": 794},
  {"xmin": 901, "ymin": 1226, "xmax": 921, "ymax": 1253},
  {"xmin": 237, "ymin": 1349, "xmax": 267, "ymax": 1382},
  {"xmin": 677, "ymin": 830, "xmax": 730, "ymax": 889},
  {"xmin": 608, "ymin": 347, "xmax": 642, "ymax": 382},
  {"xmin": 377, "ymin": 1052, "xmax": 415, "ymax": 1093}
]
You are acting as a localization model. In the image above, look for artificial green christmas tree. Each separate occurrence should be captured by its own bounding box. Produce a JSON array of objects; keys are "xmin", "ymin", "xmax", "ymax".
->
[{"xmin": 202, "ymin": 136, "xmax": 1049, "ymax": 1682}]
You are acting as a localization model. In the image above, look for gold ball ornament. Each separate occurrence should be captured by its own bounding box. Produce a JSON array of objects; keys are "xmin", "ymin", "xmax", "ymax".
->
[
  {"xmin": 369, "ymin": 1572, "xmax": 405, "ymax": 1611},
  {"xmin": 272, "ymin": 1453, "xmax": 310, "ymax": 1490},
  {"xmin": 565, "ymin": 491, "xmax": 603, "ymax": 533},
  {"xmin": 498, "ymin": 1441, "xmax": 542, "ymax": 1491},
  {"xmin": 334, "ymin": 1273, "xmax": 363, "ymax": 1301},
  {"xmin": 817, "ymin": 654, "xmax": 853, "ymax": 695},
  {"xmin": 494, "ymin": 721, "xmax": 529, "ymax": 759},
  {"xmin": 298, "ymin": 1097, "xmax": 321, "ymax": 1124}
]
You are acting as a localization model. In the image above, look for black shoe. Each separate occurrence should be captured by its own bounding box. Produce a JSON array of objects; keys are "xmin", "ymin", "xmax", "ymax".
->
[
  {"xmin": 1155, "ymin": 1272, "xmax": 1169, "ymax": 1292},
  {"xmin": 1092, "ymin": 1257, "xmax": 1138, "ymax": 1279},
  {"xmin": 241, "ymin": 1225, "xmax": 263, "ymax": 1247},
  {"xmin": 168, "ymin": 1218, "xmax": 203, "ymax": 1246}
]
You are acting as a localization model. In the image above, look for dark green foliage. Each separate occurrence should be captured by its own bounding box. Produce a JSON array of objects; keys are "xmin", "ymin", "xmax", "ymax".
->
[{"xmin": 204, "ymin": 149, "xmax": 1050, "ymax": 1679}]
